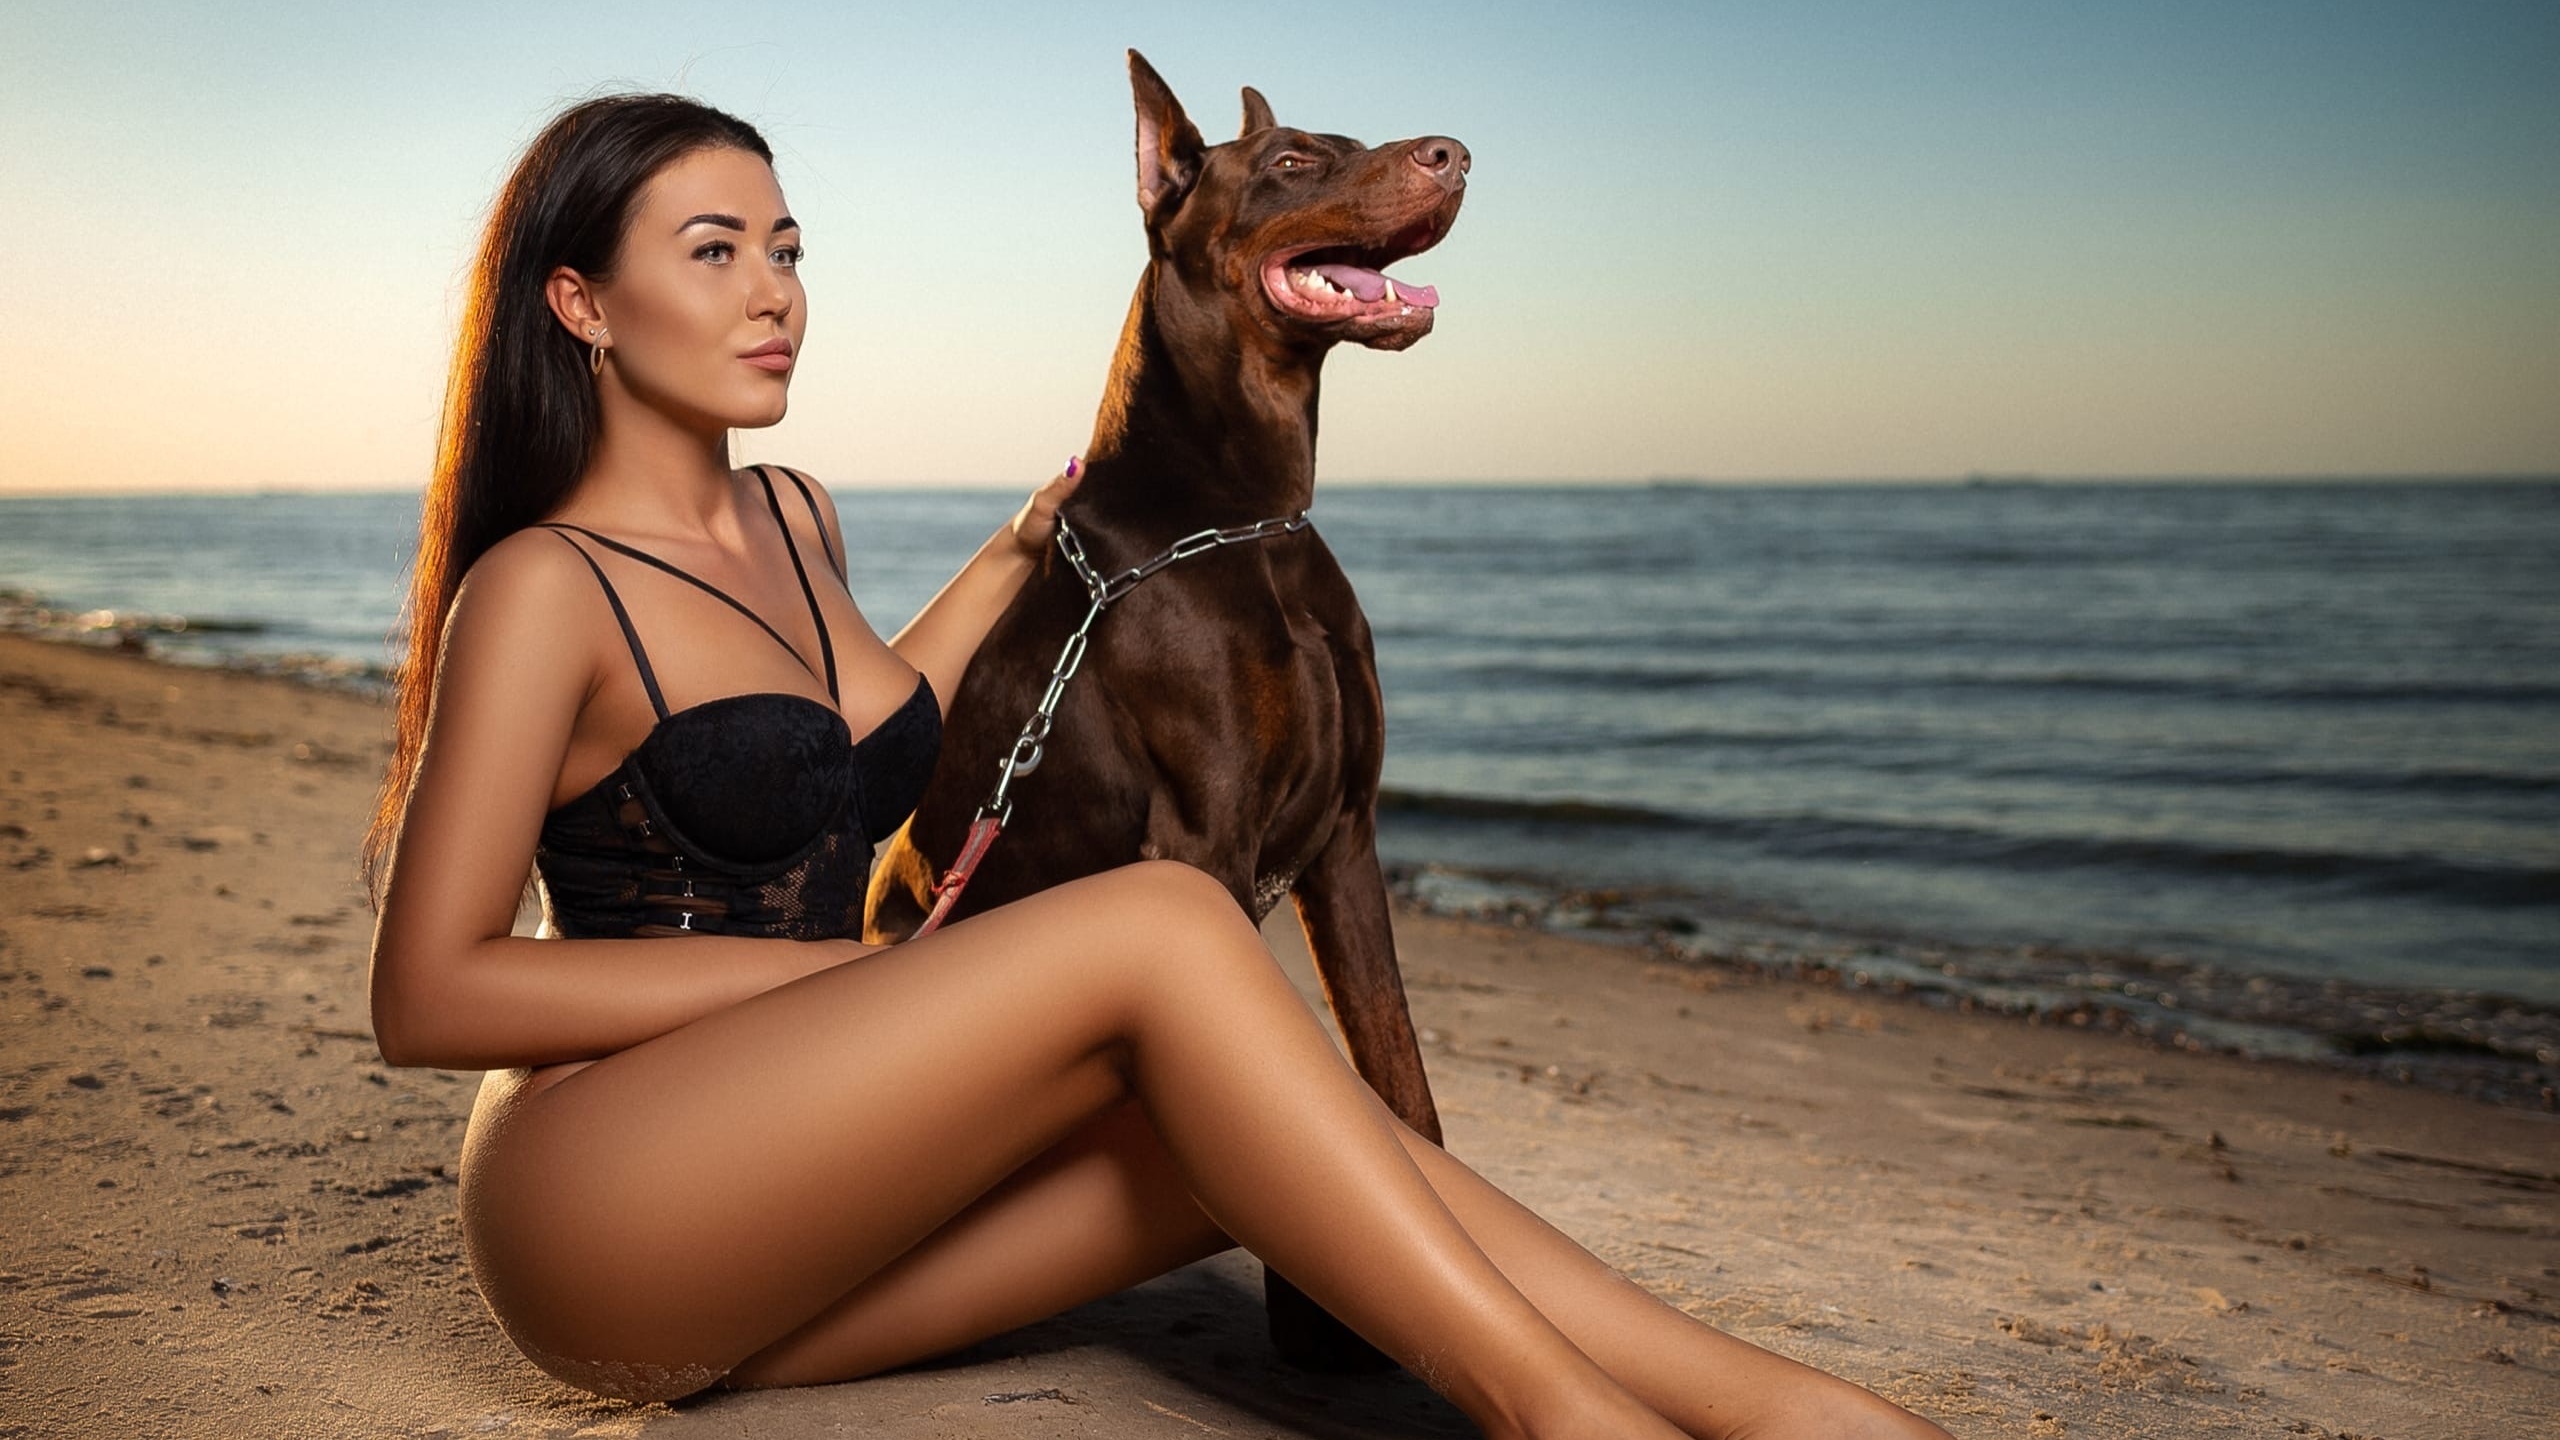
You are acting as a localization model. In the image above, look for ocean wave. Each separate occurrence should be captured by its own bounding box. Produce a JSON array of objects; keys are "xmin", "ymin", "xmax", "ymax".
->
[
  {"xmin": 0, "ymin": 590, "xmax": 272, "ymax": 639},
  {"xmin": 1421, "ymin": 658, "xmax": 2560, "ymax": 707},
  {"xmin": 0, "ymin": 593, "xmax": 390, "ymax": 693},
  {"xmin": 1599, "ymin": 724, "xmax": 2560, "ymax": 795},
  {"xmin": 1377, "ymin": 786, "xmax": 2560, "ymax": 907},
  {"xmin": 1942, "ymin": 754, "xmax": 2560, "ymax": 798}
]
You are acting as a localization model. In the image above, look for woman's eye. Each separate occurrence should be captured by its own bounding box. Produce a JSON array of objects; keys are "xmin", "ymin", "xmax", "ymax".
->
[
  {"xmin": 774, "ymin": 245, "xmax": 804, "ymax": 267},
  {"xmin": 696, "ymin": 240, "xmax": 734, "ymax": 262}
]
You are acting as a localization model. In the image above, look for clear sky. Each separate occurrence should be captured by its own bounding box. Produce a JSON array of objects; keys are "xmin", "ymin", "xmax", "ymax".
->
[{"xmin": 3, "ymin": 0, "xmax": 2554, "ymax": 494}]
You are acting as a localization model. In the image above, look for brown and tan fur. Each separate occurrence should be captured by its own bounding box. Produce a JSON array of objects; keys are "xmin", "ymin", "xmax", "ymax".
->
[{"xmin": 864, "ymin": 52, "xmax": 1468, "ymax": 1368}]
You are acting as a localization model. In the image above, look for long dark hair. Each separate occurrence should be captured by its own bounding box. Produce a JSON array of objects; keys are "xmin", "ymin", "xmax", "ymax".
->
[{"xmin": 361, "ymin": 93, "xmax": 774, "ymax": 907}]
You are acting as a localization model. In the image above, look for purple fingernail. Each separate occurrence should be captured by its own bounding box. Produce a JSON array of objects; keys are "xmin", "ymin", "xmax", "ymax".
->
[{"xmin": 1065, "ymin": 456, "xmax": 1081, "ymax": 479}]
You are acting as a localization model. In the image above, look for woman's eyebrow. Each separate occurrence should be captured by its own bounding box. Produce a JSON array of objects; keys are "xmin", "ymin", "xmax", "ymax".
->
[{"xmin": 674, "ymin": 212, "xmax": 800, "ymax": 234}]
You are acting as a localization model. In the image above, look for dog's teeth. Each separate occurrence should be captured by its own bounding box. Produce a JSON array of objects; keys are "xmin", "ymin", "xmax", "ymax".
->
[{"xmin": 1383, "ymin": 279, "xmax": 1400, "ymax": 304}]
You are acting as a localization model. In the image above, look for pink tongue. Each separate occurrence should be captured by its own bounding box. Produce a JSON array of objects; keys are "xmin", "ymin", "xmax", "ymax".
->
[{"xmin": 1313, "ymin": 263, "xmax": 1439, "ymax": 309}]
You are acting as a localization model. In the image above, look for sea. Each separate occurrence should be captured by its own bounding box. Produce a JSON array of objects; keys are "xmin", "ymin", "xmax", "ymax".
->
[{"xmin": 4, "ymin": 479, "xmax": 2555, "ymax": 1103}]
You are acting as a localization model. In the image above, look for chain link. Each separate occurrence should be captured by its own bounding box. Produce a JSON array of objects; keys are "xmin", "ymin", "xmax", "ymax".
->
[{"xmin": 974, "ymin": 508, "xmax": 1311, "ymax": 826}]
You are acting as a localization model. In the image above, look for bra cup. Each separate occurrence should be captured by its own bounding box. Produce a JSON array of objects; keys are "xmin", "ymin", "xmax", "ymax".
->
[
  {"xmin": 532, "ymin": 675, "xmax": 941, "ymax": 940},
  {"xmin": 851, "ymin": 683, "xmax": 944, "ymax": 839},
  {"xmin": 632, "ymin": 694, "xmax": 855, "ymax": 868}
]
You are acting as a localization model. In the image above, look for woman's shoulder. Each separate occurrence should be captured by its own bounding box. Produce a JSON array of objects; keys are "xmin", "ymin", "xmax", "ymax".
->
[
  {"xmin": 462, "ymin": 523, "xmax": 601, "ymax": 603},
  {"xmin": 751, "ymin": 464, "xmax": 846, "ymax": 573},
  {"xmin": 415, "ymin": 526, "xmax": 605, "ymax": 744},
  {"xmin": 439, "ymin": 525, "xmax": 612, "ymax": 660},
  {"xmin": 752, "ymin": 460, "xmax": 830, "ymax": 496}
]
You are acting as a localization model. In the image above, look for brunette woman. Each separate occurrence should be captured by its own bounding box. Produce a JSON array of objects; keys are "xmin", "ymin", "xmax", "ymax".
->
[{"xmin": 363, "ymin": 91, "xmax": 1952, "ymax": 1440}]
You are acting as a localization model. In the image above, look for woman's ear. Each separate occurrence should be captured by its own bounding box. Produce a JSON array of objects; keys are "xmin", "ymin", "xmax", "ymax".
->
[{"xmin": 543, "ymin": 266, "xmax": 606, "ymax": 346}]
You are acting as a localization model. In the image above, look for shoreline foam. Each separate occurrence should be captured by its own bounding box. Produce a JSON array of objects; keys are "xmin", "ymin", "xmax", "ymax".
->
[
  {"xmin": 0, "ymin": 584, "xmax": 394, "ymax": 696},
  {"xmin": 1382, "ymin": 860, "xmax": 2560, "ymax": 1112}
]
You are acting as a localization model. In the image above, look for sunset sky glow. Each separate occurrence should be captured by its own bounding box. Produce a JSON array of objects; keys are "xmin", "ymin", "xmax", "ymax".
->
[{"xmin": 3, "ymin": 0, "xmax": 2554, "ymax": 494}]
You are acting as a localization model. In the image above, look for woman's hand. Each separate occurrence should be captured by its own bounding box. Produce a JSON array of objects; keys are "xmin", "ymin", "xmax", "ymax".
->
[{"xmin": 1007, "ymin": 456, "xmax": 1085, "ymax": 557}]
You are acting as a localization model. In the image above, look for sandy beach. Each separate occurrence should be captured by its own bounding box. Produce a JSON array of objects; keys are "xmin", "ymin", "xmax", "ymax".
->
[{"xmin": 2, "ymin": 630, "xmax": 2554, "ymax": 1439}]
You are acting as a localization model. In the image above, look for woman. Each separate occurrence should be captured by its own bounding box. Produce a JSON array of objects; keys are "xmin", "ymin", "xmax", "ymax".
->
[{"xmin": 363, "ymin": 91, "xmax": 1953, "ymax": 1440}]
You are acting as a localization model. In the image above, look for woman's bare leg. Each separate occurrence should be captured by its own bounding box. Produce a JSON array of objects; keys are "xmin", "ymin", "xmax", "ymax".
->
[
  {"xmin": 722, "ymin": 1094, "xmax": 1238, "ymax": 1386},
  {"xmin": 1382, "ymin": 1100, "xmax": 1953, "ymax": 1440},
  {"xmin": 723, "ymin": 1085, "xmax": 1952, "ymax": 1440},
  {"xmin": 457, "ymin": 861, "xmax": 1678, "ymax": 1438}
]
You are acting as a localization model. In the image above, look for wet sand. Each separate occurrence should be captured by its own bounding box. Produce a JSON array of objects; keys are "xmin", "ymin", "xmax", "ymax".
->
[{"xmin": 2, "ymin": 631, "xmax": 2554, "ymax": 1438}]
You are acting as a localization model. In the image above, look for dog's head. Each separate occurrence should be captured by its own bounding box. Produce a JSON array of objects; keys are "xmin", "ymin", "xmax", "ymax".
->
[{"xmin": 1129, "ymin": 49, "xmax": 1466, "ymax": 354}]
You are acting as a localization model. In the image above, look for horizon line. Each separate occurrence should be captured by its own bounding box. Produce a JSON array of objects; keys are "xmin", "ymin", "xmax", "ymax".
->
[{"xmin": 4, "ymin": 471, "xmax": 2557, "ymax": 500}]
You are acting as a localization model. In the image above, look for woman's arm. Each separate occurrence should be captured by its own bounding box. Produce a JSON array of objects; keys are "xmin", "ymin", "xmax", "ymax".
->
[
  {"xmin": 788, "ymin": 463, "xmax": 1083, "ymax": 720},
  {"xmin": 888, "ymin": 519, "xmax": 1042, "ymax": 718},
  {"xmin": 366, "ymin": 530, "xmax": 876, "ymax": 1072}
]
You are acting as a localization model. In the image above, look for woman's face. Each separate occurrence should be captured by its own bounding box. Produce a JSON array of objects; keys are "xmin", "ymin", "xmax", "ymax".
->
[{"xmin": 578, "ymin": 145, "xmax": 807, "ymax": 433}]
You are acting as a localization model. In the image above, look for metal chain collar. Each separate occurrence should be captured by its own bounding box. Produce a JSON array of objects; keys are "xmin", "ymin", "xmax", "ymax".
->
[{"xmin": 973, "ymin": 507, "xmax": 1313, "ymax": 827}]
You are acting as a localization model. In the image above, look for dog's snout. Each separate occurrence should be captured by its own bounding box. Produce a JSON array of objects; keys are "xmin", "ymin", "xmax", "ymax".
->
[{"xmin": 1409, "ymin": 136, "xmax": 1470, "ymax": 189}]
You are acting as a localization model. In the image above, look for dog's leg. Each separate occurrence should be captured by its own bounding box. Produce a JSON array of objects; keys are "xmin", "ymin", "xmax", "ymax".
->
[
  {"xmin": 1291, "ymin": 809, "xmax": 1440, "ymax": 1143},
  {"xmin": 1263, "ymin": 806, "xmax": 1444, "ymax": 1374}
]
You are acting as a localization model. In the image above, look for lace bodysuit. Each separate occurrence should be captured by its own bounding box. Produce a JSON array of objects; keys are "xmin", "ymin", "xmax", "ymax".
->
[{"xmin": 530, "ymin": 466, "xmax": 940, "ymax": 941}]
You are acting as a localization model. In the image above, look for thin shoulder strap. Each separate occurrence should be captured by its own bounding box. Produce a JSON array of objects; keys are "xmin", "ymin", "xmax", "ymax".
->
[
  {"xmin": 775, "ymin": 466, "xmax": 844, "ymax": 579},
  {"xmin": 538, "ymin": 519, "xmax": 822, "ymax": 689},
  {"xmin": 754, "ymin": 465, "xmax": 840, "ymax": 704},
  {"xmin": 538, "ymin": 526, "xmax": 670, "ymax": 721}
]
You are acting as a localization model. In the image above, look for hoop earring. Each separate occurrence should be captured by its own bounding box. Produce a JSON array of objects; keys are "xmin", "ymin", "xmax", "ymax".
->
[{"xmin": 587, "ymin": 325, "xmax": 609, "ymax": 375}]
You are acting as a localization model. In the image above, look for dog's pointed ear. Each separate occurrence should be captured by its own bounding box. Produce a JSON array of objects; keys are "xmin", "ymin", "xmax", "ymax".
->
[
  {"xmin": 1239, "ymin": 85, "xmax": 1275, "ymax": 138},
  {"xmin": 1129, "ymin": 49, "xmax": 1206, "ymax": 220}
]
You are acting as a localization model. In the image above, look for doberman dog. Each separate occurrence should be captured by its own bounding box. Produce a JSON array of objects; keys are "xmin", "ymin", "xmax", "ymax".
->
[{"xmin": 863, "ymin": 51, "xmax": 1467, "ymax": 1373}]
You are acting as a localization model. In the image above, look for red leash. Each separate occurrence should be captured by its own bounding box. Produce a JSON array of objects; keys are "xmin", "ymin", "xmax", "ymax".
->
[{"xmin": 914, "ymin": 813, "xmax": 1003, "ymax": 937}]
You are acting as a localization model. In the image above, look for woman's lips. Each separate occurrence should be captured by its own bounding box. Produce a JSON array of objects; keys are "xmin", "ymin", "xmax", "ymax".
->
[{"xmin": 741, "ymin": 353, "xmax": 792, "ymax": 373}]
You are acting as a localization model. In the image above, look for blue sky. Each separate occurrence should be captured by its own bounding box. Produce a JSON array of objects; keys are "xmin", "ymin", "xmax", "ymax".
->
[{"xmin": 2, "ymin": 0, "xmax": 2554, "ymax": 492}]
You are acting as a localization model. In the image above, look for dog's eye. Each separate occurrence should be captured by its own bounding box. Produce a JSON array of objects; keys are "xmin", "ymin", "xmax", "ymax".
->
[{"xmin": 1272, "ymin": 153, "xmax": 1316, "ymax": 173}]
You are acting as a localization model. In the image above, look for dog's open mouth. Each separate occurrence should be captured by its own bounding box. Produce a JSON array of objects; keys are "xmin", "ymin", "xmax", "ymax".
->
[
  {"xmin": 1261, "ymin": 224, "xmax": 1443, "ymax": 335},
  {"xmin": 1267, "ymin": 250, "xmax": 1439, "ymax": 317}
]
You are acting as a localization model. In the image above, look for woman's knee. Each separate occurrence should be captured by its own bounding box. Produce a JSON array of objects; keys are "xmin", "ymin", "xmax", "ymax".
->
[
  {"xmin": 1113, "ymin": 858, "xmax": 1249, "ymax": 927},
  {"xmin": 1117, "ymin": 860, "xmax": 1273, "ymax": 967},
  {"xmin": 1075, "ymin": 860, "xmax": 1274, "ymax": 1009}
]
